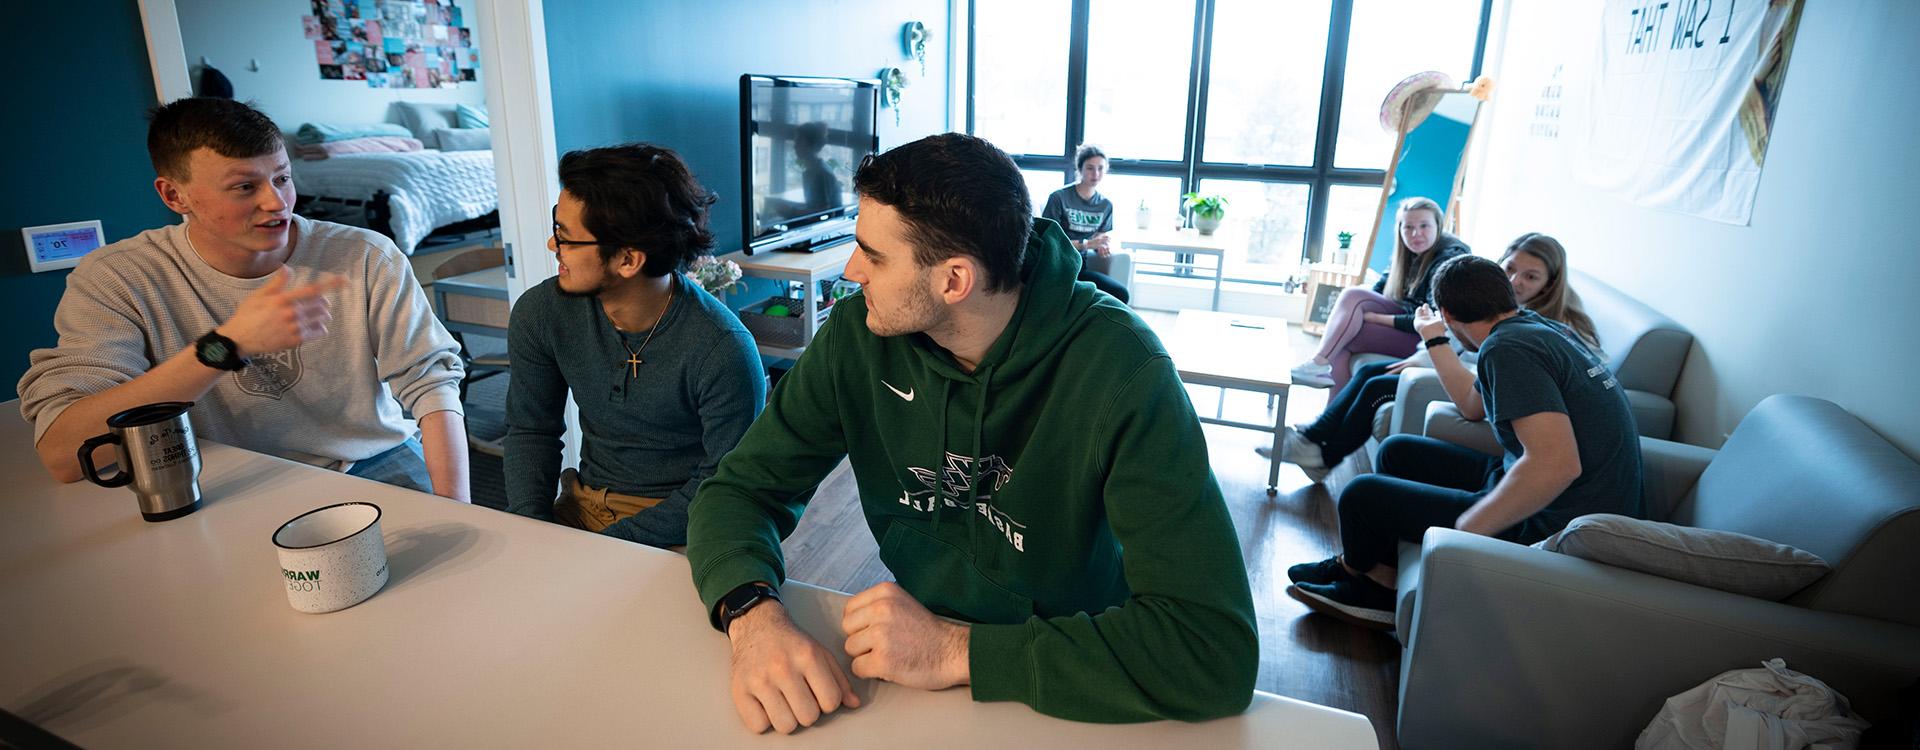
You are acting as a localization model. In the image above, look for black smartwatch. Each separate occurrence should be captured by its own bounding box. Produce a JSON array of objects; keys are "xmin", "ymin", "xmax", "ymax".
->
[
  {"xmin": 194, "ymin": 329, "xmax": 249, "ymax": 371},
  {"xmin": 712, "ymin": 582, "xmax": 781, "ymax": 634},
  {"xmin": 1423, "ymin": 335, "xmax": 1451, "ymax": 351}
]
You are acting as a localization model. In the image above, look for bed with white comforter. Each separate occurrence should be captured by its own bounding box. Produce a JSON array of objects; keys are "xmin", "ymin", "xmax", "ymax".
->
[{"xmin": 290, "ymin": 149, "xmax": 497, "ymax": 254}]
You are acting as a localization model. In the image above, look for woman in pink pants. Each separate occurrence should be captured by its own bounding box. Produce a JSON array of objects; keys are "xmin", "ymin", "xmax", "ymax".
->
[{"xmin": 1292, "ymin": 197, "xmax": 1468, "ymax": 391}]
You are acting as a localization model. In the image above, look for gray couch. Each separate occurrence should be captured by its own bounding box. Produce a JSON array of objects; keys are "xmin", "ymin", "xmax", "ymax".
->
[
  {"xmin": 1363, "ymin": 268, "xmax": 1693, "ymax": 451},
  {"xmin": 1391, "ymin": 395, "xmax": 1920, "ymax": 748}
]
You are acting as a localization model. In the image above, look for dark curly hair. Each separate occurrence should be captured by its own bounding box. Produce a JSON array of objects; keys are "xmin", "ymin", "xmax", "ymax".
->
[
  {"xmin": 147, "ymin": 98, "xmax": 283, "ymax": 182},
  {"xmin": 853, "ymin": 133, "xmax": 1030, "ymax": 293},
  {"xmin": 558, "ymin": 143, "xmax": 718, "ymax": 277}
]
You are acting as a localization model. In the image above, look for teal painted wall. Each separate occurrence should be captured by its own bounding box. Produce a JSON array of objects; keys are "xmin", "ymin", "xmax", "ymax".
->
[
  {"xmin": 543, "ymin": 0, "xmax": 952, "ymax": 255},
  {"xmin": 1, "ymin": 2, "xmax": 177, "ymax": 399}
]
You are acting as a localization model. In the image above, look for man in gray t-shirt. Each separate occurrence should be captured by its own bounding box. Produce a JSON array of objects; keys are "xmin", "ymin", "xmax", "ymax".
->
[{"xmin": 1287, "ymin": 255, "xmax": 1643, "ymax": 630}]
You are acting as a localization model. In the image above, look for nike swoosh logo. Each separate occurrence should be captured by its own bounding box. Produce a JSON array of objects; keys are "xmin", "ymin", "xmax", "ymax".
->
[{"xmin": 882, "ymin": 380, "xmax": 915, "ymax": 402}]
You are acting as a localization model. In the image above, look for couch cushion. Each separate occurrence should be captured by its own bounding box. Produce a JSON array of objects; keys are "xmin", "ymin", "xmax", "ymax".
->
[
  {"xmin": 1570, "ymin": 269, "xmax": 1691, "ymax": 399},
  {"xmin": 1672, "ymin": 395, "xmax": 1920, "ymax": 627},
  {"xmin": 1625, "ymin": 388, "xmax": 1675, "ymax": 440},
  {"xmin": 1535, "ymin": 514, "xmax": 1829, "ymax": 600}
]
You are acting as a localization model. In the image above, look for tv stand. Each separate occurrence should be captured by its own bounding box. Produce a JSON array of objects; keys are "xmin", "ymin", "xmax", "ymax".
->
[{"xmin": 722, "ymin": 241, "xmax": 855, "ymax": 361}]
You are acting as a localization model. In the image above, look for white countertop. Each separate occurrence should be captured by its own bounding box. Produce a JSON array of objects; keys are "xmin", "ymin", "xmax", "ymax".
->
[{"xmin": 0, "ymin": 402, "xmax": 1376, "ymax": 748}]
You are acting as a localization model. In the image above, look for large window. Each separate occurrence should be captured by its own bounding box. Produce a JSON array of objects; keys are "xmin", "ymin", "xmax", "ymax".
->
[
  {"xmin": 972, "ymin": 0, "xmax": 1072, "ymax": 157},
  {"xmin": 971, "ymin": 0, "xmax": 1489, "ymax": 286}
]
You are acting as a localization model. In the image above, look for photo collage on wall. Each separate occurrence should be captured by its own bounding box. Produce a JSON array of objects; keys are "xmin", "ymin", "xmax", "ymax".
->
[{"xmin": 303, "ymin": 0, "xmax": 480, "ymax": 88}]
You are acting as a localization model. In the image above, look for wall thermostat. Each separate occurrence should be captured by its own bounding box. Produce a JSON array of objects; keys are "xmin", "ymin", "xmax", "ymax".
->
[{"xmin": 22, "ymin": 220, "xmax": 105, "ymax": 273}]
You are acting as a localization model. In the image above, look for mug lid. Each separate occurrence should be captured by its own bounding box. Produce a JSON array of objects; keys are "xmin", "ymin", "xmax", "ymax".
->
[{"xmin": 107, "ymin": 401, "xmax": 195, "ymax": 429}]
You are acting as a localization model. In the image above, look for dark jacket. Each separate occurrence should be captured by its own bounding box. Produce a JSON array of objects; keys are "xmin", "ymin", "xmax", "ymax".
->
[{"xmin": 1372, "ymin": 233, "xmax": 1470, "ymax": 332}]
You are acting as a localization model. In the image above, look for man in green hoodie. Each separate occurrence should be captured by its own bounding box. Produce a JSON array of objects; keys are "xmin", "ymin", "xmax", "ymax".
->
[{"xmin": 687, "ymin": 133, "xmax": 1257, "ymax": 734}]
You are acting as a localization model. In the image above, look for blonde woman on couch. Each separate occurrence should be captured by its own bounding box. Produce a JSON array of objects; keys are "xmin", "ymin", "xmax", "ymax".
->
[
  {"xmin": 1264, "ymin": 233, "xmax": 1600, "ymax": 482},
  {"xmin": 1291, "ymin": 197, "xmax": 1469, "ymax": 391}
]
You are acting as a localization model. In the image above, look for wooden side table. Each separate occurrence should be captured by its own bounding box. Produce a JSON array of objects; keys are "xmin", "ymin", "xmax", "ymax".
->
[{"xmin": 1301, "ymin": 262, "xmax": 1364, "ymax": 336}]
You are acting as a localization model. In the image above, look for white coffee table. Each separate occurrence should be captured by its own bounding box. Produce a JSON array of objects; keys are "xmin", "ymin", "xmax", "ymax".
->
[
  {"xmin": 1164, "ymin": 310, "xmax": 1293, "ymax": 494},
  {"xmin": 1120, "ymin": 227, "xmax": 1230, "ymax": 311}
]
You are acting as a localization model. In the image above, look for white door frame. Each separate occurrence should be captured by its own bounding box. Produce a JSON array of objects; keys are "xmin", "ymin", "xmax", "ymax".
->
[{"xmin": 135, "ymin": 0, "xmax": 559, "ymax": 303}]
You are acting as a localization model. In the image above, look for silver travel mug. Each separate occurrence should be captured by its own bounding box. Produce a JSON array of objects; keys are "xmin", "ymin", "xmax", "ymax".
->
[{"xmin": 77, "ymin": 402, "xmax": 203, "ymax": 522}]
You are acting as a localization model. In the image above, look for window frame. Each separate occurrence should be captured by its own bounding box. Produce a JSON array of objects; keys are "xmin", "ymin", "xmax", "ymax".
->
[{"xmin": 968, "ymin": 0, "xmax": 1492, "ymax": 286}]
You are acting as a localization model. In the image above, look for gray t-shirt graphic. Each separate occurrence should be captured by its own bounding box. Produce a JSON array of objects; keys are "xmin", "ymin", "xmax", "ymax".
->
[{"xmin": 1041, "ymin": 185, "xmax": 1114, "ymax": 240}]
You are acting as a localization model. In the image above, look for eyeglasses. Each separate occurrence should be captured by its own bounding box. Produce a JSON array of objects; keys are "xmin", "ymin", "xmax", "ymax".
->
[{"xmin": 551, "ymin": 204, "xmax": 636, "ymax": 250}]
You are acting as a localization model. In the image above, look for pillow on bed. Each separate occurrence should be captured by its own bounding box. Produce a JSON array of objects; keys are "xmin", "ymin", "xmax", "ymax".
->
[
  {"xmin": 435, "ymin": 127, "xmax": 492, "ymax": 152},
  {"xmin": 395, "ymin": 102, "xmax": 459, "ymax": 140},
  {"xmin": 456, "ymin": 103, "xmax": 489, "ymax": 129}
]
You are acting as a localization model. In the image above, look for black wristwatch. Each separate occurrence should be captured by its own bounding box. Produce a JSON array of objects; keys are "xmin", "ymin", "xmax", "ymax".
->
[
  {"xmin": 194, "ymin": 329, "xmax": 249, "ymax": 371},
  {"xmin": 1423, "ymin": 335, "xmax": 1451, "ymax": 351},
  {"xmin": 712, "ymin": 582, "xmax": 781, "ymax": 634}
]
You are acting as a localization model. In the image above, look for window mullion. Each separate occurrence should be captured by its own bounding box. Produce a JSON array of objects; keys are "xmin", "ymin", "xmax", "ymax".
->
[
  {"xmin": 1182, "ymin": 0, "xmax": 1213, "ymax": 194},
  {"xmin": 1064, "ymin": 0, "xmax": 1091, "ymax": 159},
  {"xmin": 1305, "ymin": 0, "xmax": 1356, "ymax": 263}
]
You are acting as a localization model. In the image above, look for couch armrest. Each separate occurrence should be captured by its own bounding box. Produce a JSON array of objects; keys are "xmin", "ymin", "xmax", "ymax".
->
[
  {"xmin": 1389, "ymin": 367, "xmax": 1446, "ymax": 437},
  {"xmin": 1397, "ymin": 529, "xmax": 1920, "ymax": 749},
  {"xmin": 1639, "ymin": 436, "xmax": 1716, "ymax": 521},
  {"xmin": 1422, "ymin": 401, "xmax": 1503, "ymax": 457}
]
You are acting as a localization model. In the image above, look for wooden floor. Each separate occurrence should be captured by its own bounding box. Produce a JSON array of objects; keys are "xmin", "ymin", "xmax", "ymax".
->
[{"xmin": 462, "ymin": 311, "xmax": 1402, "ymax": 749}]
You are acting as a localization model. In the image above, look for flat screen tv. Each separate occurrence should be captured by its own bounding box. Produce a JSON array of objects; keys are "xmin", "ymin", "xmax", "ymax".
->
[{"xmin": 739, "ymin": 74, "xmax": 879, "ymax": 254}]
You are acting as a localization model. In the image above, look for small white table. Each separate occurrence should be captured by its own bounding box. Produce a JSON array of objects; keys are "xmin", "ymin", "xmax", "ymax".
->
[
  {"xmin": 0, "ymin": 404, "xmax": 1374, "ymax": 748},
  {"xmin": 720, "ymin": 242, "xmax": 856, "ymax": 361},
  {"xmin": 1163, "ymin": 311, "xmax": 1294, "ymax": 494},
  {"xmin": 1120, "ymin": 227, "xmax": 1232, "ymax": 311}
]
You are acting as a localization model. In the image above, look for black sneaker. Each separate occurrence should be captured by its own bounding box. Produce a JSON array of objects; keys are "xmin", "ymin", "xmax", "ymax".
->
[
  {"xmin": 1287, "ymin": 556, "xmax": 1353, "ymax": 585},
  {"xmin": 1288, "ymin": 578, "xmax": 1397, "ymax": 631}
]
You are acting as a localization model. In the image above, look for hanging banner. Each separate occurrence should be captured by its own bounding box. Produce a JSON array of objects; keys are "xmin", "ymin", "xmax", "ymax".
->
[{"xmin": 1571, "ymin": 0, "xmax": 1804, "ymax": 225}]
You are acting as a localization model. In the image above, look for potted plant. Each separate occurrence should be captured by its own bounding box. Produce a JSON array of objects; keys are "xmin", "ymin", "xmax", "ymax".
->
[
  {"xmin": 1337, "ymin": 231, "xmax": 1354, "ymax": 249},
  {"xmin": 1182, "ymin": 193, "xmax": 1228, "ymax": 235}
]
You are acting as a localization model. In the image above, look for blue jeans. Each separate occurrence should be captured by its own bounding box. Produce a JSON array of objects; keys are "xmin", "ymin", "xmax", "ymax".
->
[{"xmin": 347, "ymin": 437, "xmax": 433, "ymax": 493}]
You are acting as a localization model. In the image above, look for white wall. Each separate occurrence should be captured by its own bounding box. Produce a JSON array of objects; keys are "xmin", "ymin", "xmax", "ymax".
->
[
  {"xmin": 1467, "ymin": 1, "xmax": 1920, "ymax": 458},
  {"xmin": 177, "ymin": 0, "xmax": 487, "ymax": 130}
]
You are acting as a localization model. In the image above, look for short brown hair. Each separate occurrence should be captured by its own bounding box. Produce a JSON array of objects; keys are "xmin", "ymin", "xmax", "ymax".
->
[
  {"xmin": 147, "ymin": 98, "xmax": 283, "ymax": 181},
  {"xmin": 1430, "ymin": 254, "xmax": 1517, "ymax": 324}
]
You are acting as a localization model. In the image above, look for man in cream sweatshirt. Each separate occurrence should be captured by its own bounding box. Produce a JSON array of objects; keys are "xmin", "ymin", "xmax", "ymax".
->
[{"xmin": 19, "ymin": 97, "xmax": 469, "ymax": 499}]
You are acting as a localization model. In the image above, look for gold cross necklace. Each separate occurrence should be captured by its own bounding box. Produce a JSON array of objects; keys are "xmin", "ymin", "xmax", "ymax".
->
[{"xmin": 614, "ymin": 284, "xmax": 675, "ymax": 379}]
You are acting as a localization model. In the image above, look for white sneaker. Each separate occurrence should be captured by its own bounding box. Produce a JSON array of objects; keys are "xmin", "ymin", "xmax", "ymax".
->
[
  {"xmin": 1290, "ymin": 360, "xmax": 1333, "ymax": 388},
  {"xmin": 1283, "ymin": 427, "xmax": 1333, "ymax": 483},
  {"xmin": 1280, "ymin": 427, "xmax": 1325, "ymax": 468},
  {"xmin": 1257, "ymin": 428, "xmax": 1333, "ymax": 483}
]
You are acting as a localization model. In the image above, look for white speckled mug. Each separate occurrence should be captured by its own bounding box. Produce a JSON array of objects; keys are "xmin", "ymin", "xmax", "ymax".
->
[{"xmin": 273, "ymin": 502, "xmax": 388, "ymax": 614}]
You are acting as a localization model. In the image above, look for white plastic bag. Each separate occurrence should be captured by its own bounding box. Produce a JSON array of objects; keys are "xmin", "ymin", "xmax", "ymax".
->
[{"xmin": 1637, "ymin": 658, "xmax": 1872, "ymax": 750}]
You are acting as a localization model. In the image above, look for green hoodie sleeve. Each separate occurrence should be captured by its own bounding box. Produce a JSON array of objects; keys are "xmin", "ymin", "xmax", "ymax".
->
[
  {"xmin": 967, "ymin": 354, "xmax": 1258, "ymax": 722},
  {"xmin": 686, "ymin": 305, "xmax": 850, "ymax": 613}
]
